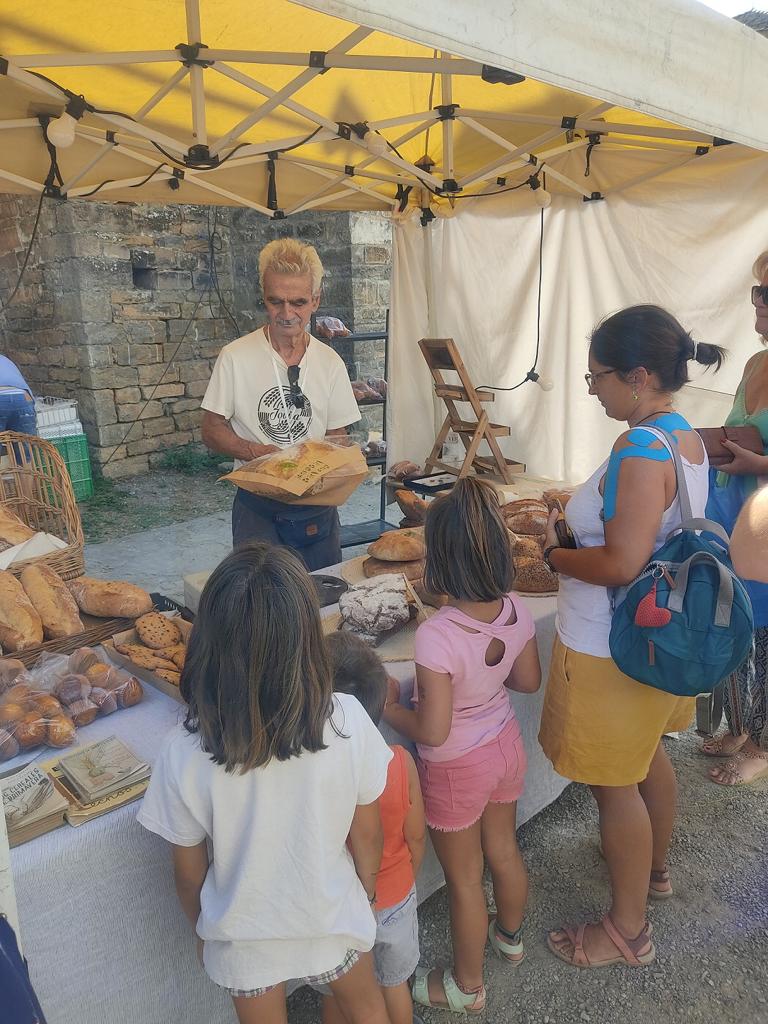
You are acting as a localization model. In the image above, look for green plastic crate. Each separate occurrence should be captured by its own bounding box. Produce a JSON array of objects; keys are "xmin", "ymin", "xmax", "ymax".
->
[{"xmin": 51, "ymin": 433, "xmax": 94, "ymax": 502}]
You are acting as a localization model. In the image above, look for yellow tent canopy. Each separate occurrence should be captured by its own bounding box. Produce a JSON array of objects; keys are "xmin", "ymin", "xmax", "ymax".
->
[{"xmin": 1, "ymin": 0, "xmax": 765, "ymax": 215}]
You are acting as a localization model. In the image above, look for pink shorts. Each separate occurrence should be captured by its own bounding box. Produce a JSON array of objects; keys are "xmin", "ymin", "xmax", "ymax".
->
[{"xmin": 417, "ymin": 718, "xmax": 527, "ymax": 832}]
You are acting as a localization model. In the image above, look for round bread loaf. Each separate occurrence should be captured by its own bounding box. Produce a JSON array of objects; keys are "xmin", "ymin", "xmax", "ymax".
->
[
  {"xmin": 509, "ymin": 533, "xmax": 545, "ymax": 559},
  {"xmin": 368, "ymin": 528, "xmax": 425, "ymax": 562},
  {"xmin": 513, "ymin": 557, "xmax": 558, "ymax": 594},
  {"xmin": 505, "ymin": 511, "xmax": 548, "ymax": 536},
  {"xmin": 501, "ymin": 499, "xmax": 549, "ymax": 518},
  {"xmin": 362, "ymin": 557, "xmax": 425, "ymax": 582},
  {"xmin": 542, "ymin": 489, "xmax": 574, "ymax": 511},
  {"xmin": 135, "ymin": 612, "xmax": 182, "ymax": 650}
]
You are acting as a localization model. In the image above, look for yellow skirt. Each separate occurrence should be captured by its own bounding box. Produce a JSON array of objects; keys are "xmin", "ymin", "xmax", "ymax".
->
[{"xmin": 538, "ymin": 636, "xmax": 694, "ymax": 787}]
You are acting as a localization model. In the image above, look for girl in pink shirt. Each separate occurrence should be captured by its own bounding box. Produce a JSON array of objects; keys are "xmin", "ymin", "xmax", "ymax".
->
[{"xmin": 383, "ymin": 478, "xmax": 541, "ymax": 1015}]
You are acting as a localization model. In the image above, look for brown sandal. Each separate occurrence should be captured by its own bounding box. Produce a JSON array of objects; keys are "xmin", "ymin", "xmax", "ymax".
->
[
  {"xmin": 709, "ymin": 751, "xmax": 768, "ymax": 786},
  {"xmin": 648, "ymin": 866, "xmax": 673, "ymax": 900},
  {"xmin": 699, "ymin": 733, "xmax": 747, "ymax": 758},
  {"xmin": 547, "ymin": 915, "xmax": 656, "ymax": 968}
]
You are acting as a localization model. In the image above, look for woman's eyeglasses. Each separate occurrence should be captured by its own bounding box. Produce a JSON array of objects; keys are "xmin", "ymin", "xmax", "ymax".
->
[
  {"xmin": 751, "ymin": 285, "xmax": 768, "ymax": 306},
  {"xmin": 584, "ymin": 369, "xmax": 616, "ymax": 388},
  {"xmin": 286, "ymin": 365, "xmax": 306, "ymax": 409}
]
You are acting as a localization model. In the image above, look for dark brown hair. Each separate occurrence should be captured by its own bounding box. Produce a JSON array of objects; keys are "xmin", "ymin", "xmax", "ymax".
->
[
  {"xmin": 424, "ymin": 476, "xmax": 513, "ymax": 601},
  {"xmin": 180, "ymin": 541, "xmax": 334, "ymax": 772},
  {"xmin": 590, "ymin": 304, "xmax": 725, "ymax": 392},
  {"xmin": 326, "ymin": 631, "xmax": 388, "ymax": 725}
]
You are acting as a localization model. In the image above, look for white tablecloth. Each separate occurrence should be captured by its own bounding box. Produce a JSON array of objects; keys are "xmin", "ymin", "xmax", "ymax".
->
[{"xmin": 11, "ymin": 591, "xmax": 566, "ymax": 1024}]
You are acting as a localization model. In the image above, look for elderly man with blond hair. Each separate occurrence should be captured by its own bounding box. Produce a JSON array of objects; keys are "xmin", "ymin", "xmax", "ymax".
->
[{"xmin": 202, "ymin": 238, "xmax": 360, "ymax": 568}]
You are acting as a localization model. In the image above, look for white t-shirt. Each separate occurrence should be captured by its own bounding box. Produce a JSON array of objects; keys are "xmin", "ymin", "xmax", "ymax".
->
[
  {"xmin": 202, "ymin": 327, "xmax": 361, "ymax": 467},
  {"xmin": 137, "ymin": 693, "xmax": 392, "ymax": 990},
  {"xmin": 556, "ymin": 430, "xmax": 709, "ymax": 658}
]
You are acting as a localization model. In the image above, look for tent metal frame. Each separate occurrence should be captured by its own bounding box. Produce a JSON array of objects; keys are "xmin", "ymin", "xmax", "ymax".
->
[{"xmin": 0, "ymin": 1, "xmax": 731, "ymax": 215}]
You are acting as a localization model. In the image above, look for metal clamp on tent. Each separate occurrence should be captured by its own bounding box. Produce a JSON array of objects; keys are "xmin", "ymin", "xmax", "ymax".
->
[
  {"xmin": 175, "ymin": 42, "xmax": 212, "ymax": 68},
  {"xmin": 309, "ymin": 50, "xmax": 330, "ymax": 73},
  {"xmin": 185, "ymin": 144, "xmax": 218, "ymax": 168}
]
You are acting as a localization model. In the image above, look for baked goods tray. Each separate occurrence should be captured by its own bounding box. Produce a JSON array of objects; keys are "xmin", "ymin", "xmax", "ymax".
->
[
  {"xmin": 14, "ymin": 615, "xmax": 136, "ymax": 668},
  {"xmin": 102, "ymin": 615, "xmax": 192, "ymax": 705}
]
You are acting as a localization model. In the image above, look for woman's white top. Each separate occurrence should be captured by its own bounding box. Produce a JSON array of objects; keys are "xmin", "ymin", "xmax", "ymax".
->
[
  {"xmin": 556, "ymin": 428, "xmax": 710, "ymax": 658},
  {"xmin": 138, "ymin": 692, "xmax": 392, "ymax": 989}
]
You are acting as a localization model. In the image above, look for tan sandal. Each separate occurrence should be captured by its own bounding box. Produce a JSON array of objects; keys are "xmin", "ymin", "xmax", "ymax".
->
[
  {"xmin": 547, "ymin": 915, "xmax": 656, "ymax": 968},
  {"xmin": 709, "ymin": 751, "xmax": 768, "ymax": 786},
  {"xmin": 648, "ymin": 866, "xmax": 673, "ymax": 900},
  {"xmin": 699, "ymin": 733, "xmax": 747, "ymax": 758}
]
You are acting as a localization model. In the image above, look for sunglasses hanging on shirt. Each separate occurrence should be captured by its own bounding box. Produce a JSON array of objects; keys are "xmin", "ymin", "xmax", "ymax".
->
[
  {"xmin": 751, "ymin": 285, "xmax": 768, "ymax": 306},
  {"xmin": 286, "ymin": 365, "xmax": 306, "ymax": 409}
]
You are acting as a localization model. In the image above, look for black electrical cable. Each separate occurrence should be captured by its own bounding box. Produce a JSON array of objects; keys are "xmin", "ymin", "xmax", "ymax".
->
[
  {"xmin": 206, "ymin": 206, "xmax": 240, "ymax": 335},
  {"xmin": 76, "ymin": 162, "xmax": 169, "ymax": 199},
  {"xmin": 0, "ymin": 188, "xmax": 46, "ymax": 312},
  {"xmin": 476, "ymin": 187, "xmax": 546, "ymax": 393}
]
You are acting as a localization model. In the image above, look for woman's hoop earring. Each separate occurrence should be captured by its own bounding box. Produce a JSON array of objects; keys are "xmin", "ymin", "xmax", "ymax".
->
[{"xmin": 632, "ymin": 389, "xmax": 639, "ymax": 401}]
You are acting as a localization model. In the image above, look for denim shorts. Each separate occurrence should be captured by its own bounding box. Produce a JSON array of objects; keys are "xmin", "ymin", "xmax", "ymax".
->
[
  {"xmin": 0, "ymin": 392, "xmax": 36, "ymax": 436},
  {"xmin": 313, "ymin": 886, "xmax": 419, "ymax": 992}
]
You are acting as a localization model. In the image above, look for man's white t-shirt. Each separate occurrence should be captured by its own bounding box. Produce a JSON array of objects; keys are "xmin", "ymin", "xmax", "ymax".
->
[
  {"xmin": 202, "ymin": 327, "xmax": 361, "ymax": 467},
  {"xmin": 137, "ymin": 693, "xmax": 392, "ymax": 990}
]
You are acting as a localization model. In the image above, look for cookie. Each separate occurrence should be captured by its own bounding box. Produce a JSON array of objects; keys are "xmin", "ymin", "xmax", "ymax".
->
[
  {"xmin": 154, "ymin": 668, "xmax": 181, "ymax": 687},
  {"xmin": 135, "ymin": 612, "xmax": 182, "ymax": 650},
  {"xmin": 156, "ymin": 643, "xmax": 186, "ymax": 670},
  {"xmin": 114, "ymin": 642, "xmax": 177, "ymax": 672}
]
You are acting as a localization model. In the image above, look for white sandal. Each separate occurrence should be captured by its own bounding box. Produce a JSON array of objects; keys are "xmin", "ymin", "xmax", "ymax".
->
[
  {"xmin": 411, "ymin": 967, "xmax": 486, "ymax": 1015},
  {"xmin": 487, "ymin": 918, "xmax": 525, "ymax": 964}
]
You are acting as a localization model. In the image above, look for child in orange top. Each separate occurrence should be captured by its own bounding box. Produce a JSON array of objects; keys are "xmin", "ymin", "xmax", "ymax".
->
[{"xmin": 323, "ymin": 632, "xmax": 426, "ymax": 1024}]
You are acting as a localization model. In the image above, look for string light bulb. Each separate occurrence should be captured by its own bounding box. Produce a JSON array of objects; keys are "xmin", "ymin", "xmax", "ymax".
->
[
  {"xmin": 365, "ymin": 129, "xmax": 389, "ymax": 157},
  {"xmin": 526, "ymin": 370, "xmax": 554, "ymax": 391},
  {"xmin": 46, "ymin": 96, "xmax": 87, "ymax": 149},
  {"xmin": 527, "ymin": 174, "xmax": 552, "ymax": 209},
  {"xmin": 429, "ymin": 198, "xmax": 457, "ymax": 219}
]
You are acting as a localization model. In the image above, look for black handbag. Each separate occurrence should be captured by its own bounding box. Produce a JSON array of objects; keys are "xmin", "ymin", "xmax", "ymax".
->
[
  {"xmin": 272, "ymin": 505, "xmax": 336, "ymax": 549},
  {"xmin": 0, "ymin": 914, "xmax": 48, "ymax": 1024}
]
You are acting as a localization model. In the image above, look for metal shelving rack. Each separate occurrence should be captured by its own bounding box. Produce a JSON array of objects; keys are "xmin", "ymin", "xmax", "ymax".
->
[{"xmin": 315, "ymin": 312, "xmax": 395, "ymax": 548}]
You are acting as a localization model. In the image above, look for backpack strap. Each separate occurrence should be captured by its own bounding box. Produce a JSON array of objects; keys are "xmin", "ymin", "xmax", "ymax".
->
[
  {"xmin": 665, "ymin": 517, "xmax": 730, "ymax": 546},
  {"xmin": 646, "ymin": 425, "xmax": 694, "ymax": 523},
  {"xmin": 667, "ymin": 551, "xmax": 735, "ymax": 627}
]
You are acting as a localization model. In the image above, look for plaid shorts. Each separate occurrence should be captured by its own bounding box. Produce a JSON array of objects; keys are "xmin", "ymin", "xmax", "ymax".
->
[{"xmin": 220, "ymin": 948, "xmax": 359, "ymax": 998}]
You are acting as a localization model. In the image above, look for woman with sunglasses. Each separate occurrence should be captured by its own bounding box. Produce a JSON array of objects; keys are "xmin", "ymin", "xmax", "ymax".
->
[
  {"xmin": 538, "ymin": 305, "xmax": 724, "ymax": 968},
  {"xmin": 702, "ymin": 252, "xmax": 768, "ymax": 784}
]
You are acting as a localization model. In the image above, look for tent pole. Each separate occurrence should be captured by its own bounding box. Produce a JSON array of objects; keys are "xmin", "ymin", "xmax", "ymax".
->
[
  {"xmin": 209, "ymin": 26, "xmax": 372, "ymax": 157},
  {"xmin": 457, "ymin": 127, "xmax": 562, "ymax": 188},
  {"xmin": 211, "ymin": 63, "xmax": 339, "ymax": 133},
  {"xmin": 606, "ymin": 153, "xmax": 700, "ymax": 195},
  {"xmin": 0, "ymin": 168, "xmax": 43, "ymax": 192},
  {"xmin": 12, "ymin": 50, "xmax": 179, "ymax": 67},
  {"xmin": 440, "ymin": 56, "xmax": 455, "ymax": 187},
  {"xmin": 185, "ymin": 0, "xmax": 208, "ymax": 148}
]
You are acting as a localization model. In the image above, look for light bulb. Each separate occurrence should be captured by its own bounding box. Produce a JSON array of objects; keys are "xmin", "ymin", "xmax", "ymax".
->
[
  {"xmin": 392, "ymin": 205, "xmax": 418, "ymax": 222},
  {"xmin": 535, "ymin": 376, "xmax": 554, "ymax": 391},
  {"xmin": 431, "ymin": 199, "xmax": 456, "ymax": 219},
  {"xmin": 46, "ymin": 112, "xmax": 78, "ymax": 149},
  {"xmin": 365, "ymin": 130, "xmax": 389, "ymax": 157},
  {"xmin": 533, "ymin": 186, "xmax": 552, "ymax": 208}
]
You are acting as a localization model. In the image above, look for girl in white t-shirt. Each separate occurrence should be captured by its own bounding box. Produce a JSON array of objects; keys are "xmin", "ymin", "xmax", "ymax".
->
[{"xmin": 138, "ymin": 542, "xmax": 393, "ymax": 1024}]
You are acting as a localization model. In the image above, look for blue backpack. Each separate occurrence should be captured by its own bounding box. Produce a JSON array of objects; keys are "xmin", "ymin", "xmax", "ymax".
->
[{"xmin": 609, "ymin": 427, "xmax": 753, "ymax": 697}]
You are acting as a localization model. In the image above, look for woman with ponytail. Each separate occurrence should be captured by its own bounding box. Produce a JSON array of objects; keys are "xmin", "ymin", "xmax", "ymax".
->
[
  {"xmin": 383, "ymin": 477, "xmax": 541, "ymax": 1014},
  {"xmin": 538, "ymin": 305, "xmax": 724, "ymax": 968},
  {"xmin": 703, "ymin": 252, "xmax": 768, "ymax": 785}
]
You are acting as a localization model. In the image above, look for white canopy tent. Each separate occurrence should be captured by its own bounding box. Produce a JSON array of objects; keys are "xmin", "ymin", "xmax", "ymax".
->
[{"xmin": 0, "ymin": 0, "xmax": 766, "ymax": 482}]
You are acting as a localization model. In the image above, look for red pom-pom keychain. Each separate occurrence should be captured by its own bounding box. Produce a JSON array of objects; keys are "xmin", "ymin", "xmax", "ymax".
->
[{"xmin": 634, "ymin": 580, "xmax": 672, "ymax": 628}]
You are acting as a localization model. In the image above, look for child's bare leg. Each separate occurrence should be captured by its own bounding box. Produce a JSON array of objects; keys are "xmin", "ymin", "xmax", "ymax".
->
[
  {"xmin": 481, "ymin": 800, "xmax": 528, "ymax": 947},
  {"xmin": 382, "ymin": 981, "xmax": 415, "ymax": 1024},
  {"xmin": 322, "ymin": 994, "xmax": 350, "ymax": 1024},
  {"xmin": 232, "ymin": 982, "xmax": 288, "ymax": 1024},
  {"xmin": 328, "ymin": 952, "xmax": 391, "ymax": 1024}
]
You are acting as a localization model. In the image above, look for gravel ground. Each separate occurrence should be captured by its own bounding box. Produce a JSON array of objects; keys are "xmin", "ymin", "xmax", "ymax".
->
[{"xmin": 287, "ymin": 728, "xmax": 768, "ymax": 1024}]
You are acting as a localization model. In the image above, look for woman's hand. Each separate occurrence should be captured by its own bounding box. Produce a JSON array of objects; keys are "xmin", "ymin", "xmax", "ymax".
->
[
  {"xmin": 719, "ymin": 439, "xmax": 768, "ymax": 477},
  {"xmin": 543, "ymin": 508, "xmax": 561, "ymax": 552}
]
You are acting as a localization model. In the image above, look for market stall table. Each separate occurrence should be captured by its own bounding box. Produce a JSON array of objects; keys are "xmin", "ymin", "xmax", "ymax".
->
[{"xmin": 10, "ymin": 587, "xmax": 566, "ymax": 1024}]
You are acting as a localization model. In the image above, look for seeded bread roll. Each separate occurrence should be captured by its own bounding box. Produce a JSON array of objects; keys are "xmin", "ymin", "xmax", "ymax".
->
[
  {"xmin": 505, "ymin": 511, "xmax": 548, "ymax": 536},
  {"xmin": 368, "ymin": 528, "xmax": 425, "ymax": 562},
  {"xmin": 513, "ymin": 557, "xmax": 558, "ymax": 594},
  {"xmin": 0, "ymin": 571, "xmax": 44, "ymax": 651},
  {"xmin": 509, "ymin": 533, "xmax": 545, "ymax": 559},
  {"xmin": 20, "ymin": 563, "xmax": 84, "ymax": 639},
  {"xmin": 67, "ymin": 577, "xmax": 153, "ymax": 619}
]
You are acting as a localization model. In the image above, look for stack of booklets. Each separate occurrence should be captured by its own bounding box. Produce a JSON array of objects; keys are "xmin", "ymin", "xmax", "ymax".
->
[
  {"xmin": 52, "ymin": 736, "xmax": 151, "ymax": 826},
  {"xmin": 1, "ymin": 764, "xmax": 69, "ymax": 847}
]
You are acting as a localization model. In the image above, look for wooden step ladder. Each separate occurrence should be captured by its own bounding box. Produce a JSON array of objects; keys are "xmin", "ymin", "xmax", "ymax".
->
[{"xmin": 418, "ymin": 337, "xmax": 524, "ymax": 484}]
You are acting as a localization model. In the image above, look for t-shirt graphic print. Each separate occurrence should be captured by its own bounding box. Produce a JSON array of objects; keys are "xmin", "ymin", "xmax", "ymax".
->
[{"xmin": 258, "ymin": 385, "xmax": 313, "ymax": 445}]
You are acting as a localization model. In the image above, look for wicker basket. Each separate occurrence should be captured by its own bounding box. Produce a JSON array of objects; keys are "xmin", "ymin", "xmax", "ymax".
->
[{"xmin": 0, "ymin": 431, "xmax": 85, "ymax": 580}]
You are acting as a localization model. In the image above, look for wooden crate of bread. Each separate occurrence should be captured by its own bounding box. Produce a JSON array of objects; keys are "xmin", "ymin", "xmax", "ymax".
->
[
  {"xmin": 0, "ymin": 431, "xmax": 84, "ymax": 580},
  {"xmin": 103, "ymin": 613, "xmax": 192, "ymax": 704}
]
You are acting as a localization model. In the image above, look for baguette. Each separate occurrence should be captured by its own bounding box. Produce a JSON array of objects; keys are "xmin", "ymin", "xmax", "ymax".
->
[
  {"xmin": 0, "ymin": 570, "xmax": 44, "ymax": 651},
  {"xmin": 20, "ymin": 563, "xmax": 84, "ymax": 639},
  {"xmin": 67, "ymin": 577, "xmax": 153, "ymax": 619}
]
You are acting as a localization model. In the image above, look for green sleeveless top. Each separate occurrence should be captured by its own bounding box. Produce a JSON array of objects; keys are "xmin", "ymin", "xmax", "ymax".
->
[{"xmin": 716, "ymin": 349, "xmax": 768, "ymax": 493}]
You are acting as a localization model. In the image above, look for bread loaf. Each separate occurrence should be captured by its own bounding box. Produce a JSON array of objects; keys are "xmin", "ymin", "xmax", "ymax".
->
[
  {"xmin": 542, "ymin": 489, "xmax": 574, "ymax": 512},
  {"xmin": 338, "ymin": 575, "xmax": 411, "ymax": 645},
  {"xmin": 0, "ymin": 571, "xmax": 44, "ymax": 651},
  {"xmin": 67, "ymin": 577, "xmax": 153, "ymax": 619},
  {"xmin": 411, "ymin": 580, "xmax": 449, "ymax": 609},
  {"xmin": 0, "ymin": 506, "xmax": 35, "ymax": 551},
  {"xmin": 388, "ymin": 461, "xmax": 421, "ymax": 482},
  {"xmin": 509, "ymin": 534, "xmax": 545, "ymax": 559},
  {"xmin": 394, "ymin": 489, "xmax": 429, "ymax": 524},
  {"xmin": 501, "ymin": 499, "xmax": 549, "ymax": 518},
  {"xmin": 363, "ymin": 557, "xmax": 425, "ymax": 582},
  {"xmin": 368, "ymin": 528, "xmax": 425, "ymax": 562},
  {"xmin": 505, "ymin": 511, "xmax": 548, "ymax": 536},
  {"xmin": 513, "ymin": 557, "xmax": 558, "ymax": 594},
  {"xmin": 20, "ymin": 563, "xmax": 84, "ymax": 639}
]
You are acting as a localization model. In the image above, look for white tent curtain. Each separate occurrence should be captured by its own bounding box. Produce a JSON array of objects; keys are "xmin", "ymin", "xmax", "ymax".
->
[{"xmin": 388, "ymin": 145, "xmax": 768, "ymax": 484}]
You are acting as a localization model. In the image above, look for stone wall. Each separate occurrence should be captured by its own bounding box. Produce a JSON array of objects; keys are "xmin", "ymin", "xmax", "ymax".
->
[{"xmin": 0, "ymin": 197, "xmax": 392, "ymax": 478}]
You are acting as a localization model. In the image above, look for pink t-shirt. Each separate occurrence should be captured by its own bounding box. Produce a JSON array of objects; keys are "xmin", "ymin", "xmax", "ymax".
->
[{"xmin": 413, "ymin": 593, "xmax": 535, "ymax": 763}]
